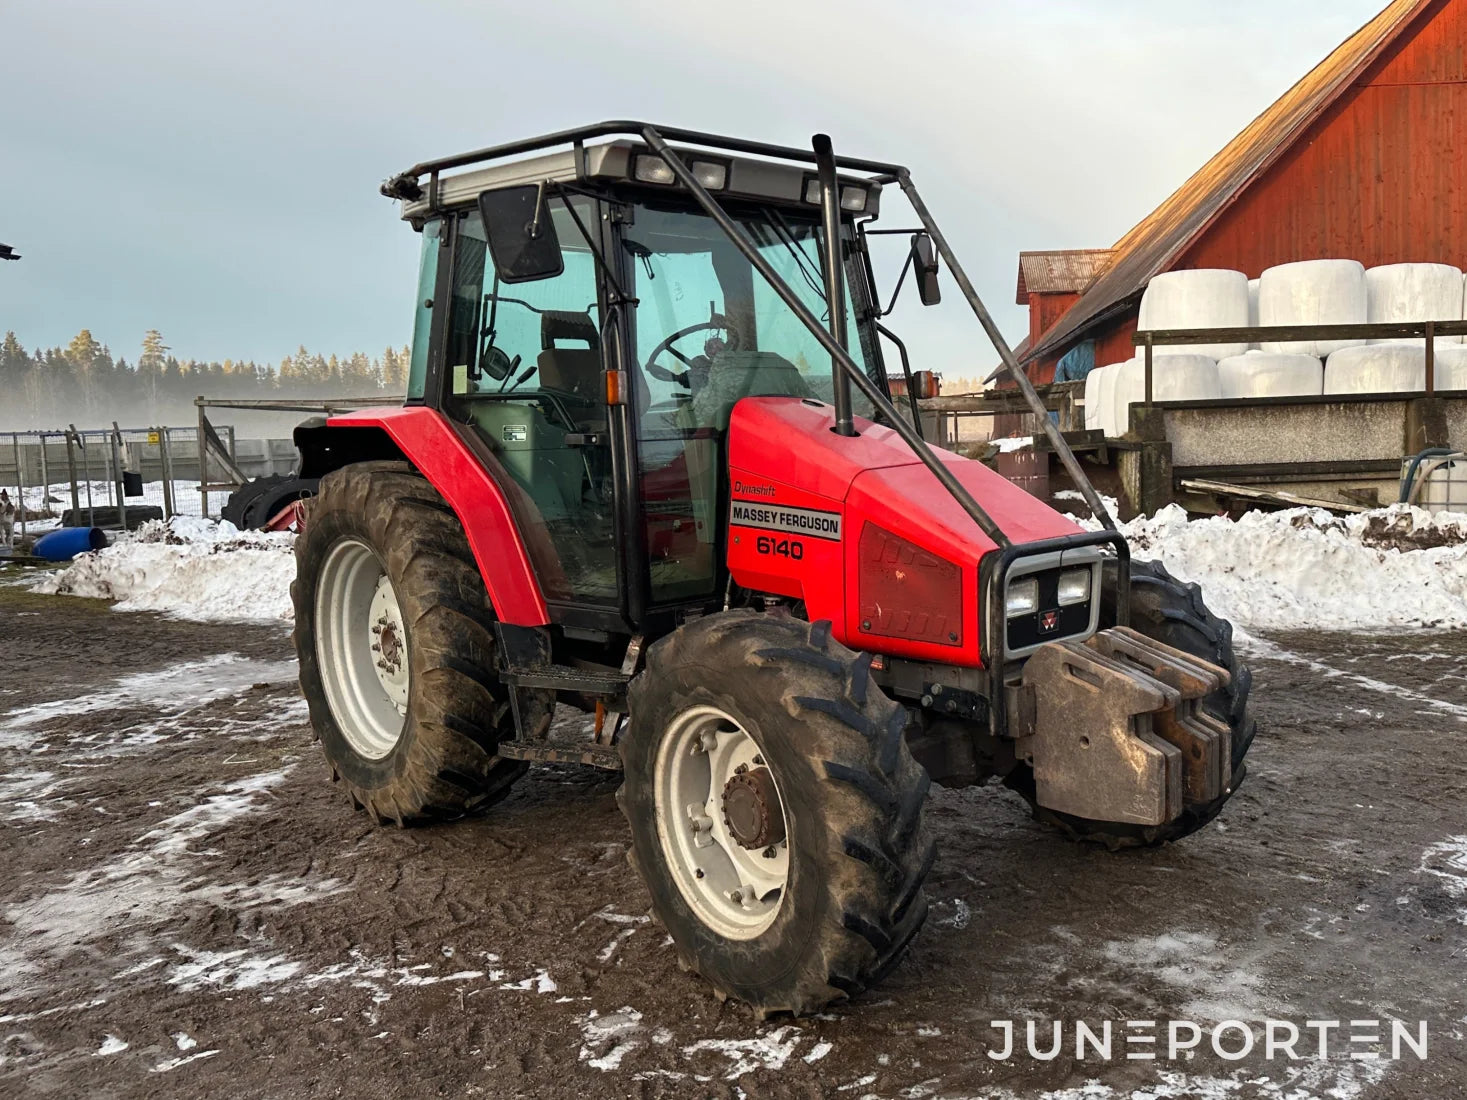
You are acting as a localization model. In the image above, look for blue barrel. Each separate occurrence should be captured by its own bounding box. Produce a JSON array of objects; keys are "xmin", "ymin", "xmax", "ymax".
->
[{"xmin": 33, "ymin": 527, "xmax": 109, "ymax": 562}]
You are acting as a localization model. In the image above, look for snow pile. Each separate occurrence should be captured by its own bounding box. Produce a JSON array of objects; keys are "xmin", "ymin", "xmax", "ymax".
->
[
  {"xmin": 1089, "ymin": 504, "xmax": 1467, "ymax": 631},
  {"xmin": 31, "ymin": 516, "xmax": 295, "ymax": 622}
]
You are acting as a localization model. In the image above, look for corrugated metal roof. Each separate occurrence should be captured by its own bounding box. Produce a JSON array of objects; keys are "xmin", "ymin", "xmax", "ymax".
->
[
  {"xmin": 1024, "ymin": 0, "xmax": 1434, "ymax": 365},
  {"xmin": 1015, "ymin": 249, "xmax": 1115, "ymax": 304}
]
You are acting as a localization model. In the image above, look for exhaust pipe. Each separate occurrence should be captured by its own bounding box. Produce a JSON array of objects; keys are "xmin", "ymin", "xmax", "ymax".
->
[{"xmin": 812, "ymin": 133, "xmax": 856, "ymax": 437}]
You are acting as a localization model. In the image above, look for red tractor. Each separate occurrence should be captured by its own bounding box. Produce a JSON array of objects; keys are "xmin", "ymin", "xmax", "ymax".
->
[{"xmin": 290, "ymin": 123, "xmax": 1255, "ymax": 1016}]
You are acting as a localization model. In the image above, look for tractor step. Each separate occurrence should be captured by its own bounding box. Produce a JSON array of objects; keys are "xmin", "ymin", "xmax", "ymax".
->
[
  {"xmin": 497, "ymin": 740, "xmax": 623, "ymax": 769},
  {"xmin": 501, "ymin": 665, "xmax": 629, "ymax": 697}
]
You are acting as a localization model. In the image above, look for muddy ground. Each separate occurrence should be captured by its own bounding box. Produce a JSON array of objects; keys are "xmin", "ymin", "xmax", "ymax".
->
[{"xmin": 1, "ymin": 577, "xmax": 1465, "ymax": 1099}]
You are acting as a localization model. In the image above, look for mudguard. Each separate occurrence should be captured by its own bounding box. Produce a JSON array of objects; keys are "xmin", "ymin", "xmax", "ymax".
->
[{"xmin": 320, "ymin": 407, "xmax": 550, "ymax": 626}]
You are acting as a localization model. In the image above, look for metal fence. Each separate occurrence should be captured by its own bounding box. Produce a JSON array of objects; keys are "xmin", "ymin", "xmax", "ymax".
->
[{"xmin": 1, "ymin": 423, "xmax": 235, "ymax": 538}]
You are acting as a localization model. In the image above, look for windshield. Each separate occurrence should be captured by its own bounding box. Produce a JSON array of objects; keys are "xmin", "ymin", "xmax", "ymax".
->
[{"xmin": 624, "ymin": 203, "xmax": 877, "ymax": 435}]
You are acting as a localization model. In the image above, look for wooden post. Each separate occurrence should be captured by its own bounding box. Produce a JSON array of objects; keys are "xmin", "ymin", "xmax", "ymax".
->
[
  {"xmin": 12, "ymin": 432, "xmax": 26, "ymax": 540},
  {"xmin": 1426, "ymin": 320, "xmax": 1436, "ymax": 395},
  {"xmin": 159, "ymin": 427, "xmax": 176, "ymax": 519},
  {"xmin": 111, "ymin": 422, "xmax": 127, "ymax": 531},
  {"xmin": 64, "ymin": 426, "xmax": 80, "ymax": 514},
  {"xmin": 1144, "ymin": 339, "xmax": 1154, "ymax": 406},
  {"xmin": 38, "ymin": 432, "xmax": 50, "ymax": 514},
  {"xmin": 197, "ymin": 400, "xmax": 210, "ymax": 519}
]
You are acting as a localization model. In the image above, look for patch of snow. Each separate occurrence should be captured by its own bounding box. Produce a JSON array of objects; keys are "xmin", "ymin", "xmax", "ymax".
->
[
  {"xmin": 1249, "ymin": 638, "xmax": 1467, "ymax": 724},
  {"xmin": 1100, "ymin": 930, "xmax": 1282, "ymax": 1022},
  {"xmin": 994, "ymin": 435, "xmax": 1034, "ymax": 453},
  {"xmin": 94, "ymin": 1034, "xmax": 128, "ymax": 1056},
  {"xmin": 1418, "ymin": 835, "xmax": 1467, "ymax": 922},
  {"xmin": 1, "ymin": 653, "xmax": 297, "ymax": 736},
  {"xmin": 32, "ymin": 516, "xmax": 295, "ymax": 622},
  {"xmin": 803, "ymin": 1039, "xmax": 833, "ymax": 1063},
  {"xmin": 167, "ymin": 946, "xmax": 304, "ymax": 992},
  {"xmin": 0, "ymin": 768, "xmax": 339, "ymax": 996},
  {"xmin": 1073, "ymin": 503, "xmax": 1467, "ymax": 631},
  {"xmin": 578, "ymin": 1006, "xmax": 644, "ymax": 1071},
  {"xmin": 172, "ymin": 1032, "xmax": 197, "ymax": 1051},
  {"xmin": 151, "ymin": 1049, "xmax": 219, "ymax": 1073},
  {"xmin": 597, "ymin": 928, "xmax": 637, "ymax": 962},
  {"xmin": 0, "ymin": 770, "xmax": 70, "ymax": 823},
  {"xmin": 994, "ymin": 1058, "xmax": 1390, "ymax": 1100},
  {"xmin": 683, "ymin": 1026, "xmax": 803, "ymax": 1080}
]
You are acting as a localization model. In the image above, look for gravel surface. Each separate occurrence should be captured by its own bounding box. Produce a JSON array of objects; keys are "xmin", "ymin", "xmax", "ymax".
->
[{"xmin": 2, "ymin": 581, "xmax": 1465, "ymax": 1098}]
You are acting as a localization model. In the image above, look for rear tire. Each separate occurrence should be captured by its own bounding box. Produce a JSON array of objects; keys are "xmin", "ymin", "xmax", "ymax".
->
[
  {"xmin": 1004, "ymin": 558, "xmax": 1257, "ymax": 848},
  {"xmin": 223, "ymin": 474, "xmax": 318, "ymax": 530},
  {"xmin": 621, "ymin": 612, "xmax": 934, "ymax": 1016},
  {"xmin": 292, "ymin": 461, "xmax": 542, "ymax": 825}
]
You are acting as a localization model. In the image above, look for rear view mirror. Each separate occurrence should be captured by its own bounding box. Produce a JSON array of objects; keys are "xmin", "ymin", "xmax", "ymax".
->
[
  {"xmin": 478, "ymin": 185, "xmax": 563, "ymax": 284},
  {"xmin": 912, "ymin": 234, "xmax": 941, "ymax": 306}
]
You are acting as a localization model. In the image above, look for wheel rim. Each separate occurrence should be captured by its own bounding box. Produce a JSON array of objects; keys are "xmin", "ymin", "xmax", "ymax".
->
[
  {"xmin": 653, "ymin": 704, "xmax": 790, "ymax": 940},
  {"xmin": 315, "ymin": 538, "xmax": 409, "ymax": 760}
]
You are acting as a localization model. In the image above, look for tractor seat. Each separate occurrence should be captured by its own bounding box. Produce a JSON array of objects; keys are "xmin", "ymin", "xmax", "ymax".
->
[
  {"xmin": 536, "ymin": 347, "xmax": 604, "ymax": 412},
  {"xmin": 537, "ymin": 311, "xmax": 604, "ymax": 427}
]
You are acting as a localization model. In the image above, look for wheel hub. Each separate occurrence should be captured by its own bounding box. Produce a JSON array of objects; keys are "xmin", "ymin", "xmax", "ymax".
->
[
  {"xmin": 653, "ymin": 705, "xmax": 790, "ymax": 940},
  {"xmin": 368, "ymin": 574, "xmax": 409, "ymax": 710},
  {"xmin": 722, "ymin": 768, "xmax": 785, "ymax": 850},
  {"xmin": 314, "ymin": 538, "xmax": 409, "ymax": 761}
]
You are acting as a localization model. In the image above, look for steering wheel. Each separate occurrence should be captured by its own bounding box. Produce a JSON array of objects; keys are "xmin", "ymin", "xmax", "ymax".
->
[{"xmin": 643, "ymin": 318, "xmax": 740, "ymax": 386}]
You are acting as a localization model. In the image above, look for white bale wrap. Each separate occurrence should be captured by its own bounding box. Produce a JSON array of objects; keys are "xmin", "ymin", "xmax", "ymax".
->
[
  {"xmin": 1093, "ymin": 363, "xmax": 1122, "ymax": 436},
  {"xmin": 1138, "ymin": 269, "xmax": 1249, "ymax": 359},
  {"xmin": 1365, "ymin": 262, "xmax": 1464, "ymax": 345},
  {"xmin": 1083, "ymin": 365, "xmax": 1107, "ymax": 431},
  {"xmin": 1217, "ymin": 351, "xmax": 1324, "ymax": 398},
  {"xmin": 1433, "ymin": 344, "xmax": 1467, "ymax": 391},
  {"xmin": 1111, "ymin": 355, "xmax": 1220, "ymax": 436},
  {"xmin": 1323, "ymin": 344, "xmax": 1425, "ymax": 394},
  {"xmin": 1259, "ymin": 259, "xmax": 1367, "ymax": 356}
]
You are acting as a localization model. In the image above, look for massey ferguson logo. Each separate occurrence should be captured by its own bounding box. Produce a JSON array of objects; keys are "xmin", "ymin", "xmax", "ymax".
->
[
  {"xmin": 729, "ymin": 501, "xmax": 842, "ymax": 542},
  {"xmin": 1040, "ymin": 609, "xmax": 1061, "ymax": 633}
]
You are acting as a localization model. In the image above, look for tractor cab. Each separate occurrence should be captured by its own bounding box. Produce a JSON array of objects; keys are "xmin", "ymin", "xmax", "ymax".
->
[{"xmin": 393, "ymin": 139, "xmax": 895, "ymax": 632}]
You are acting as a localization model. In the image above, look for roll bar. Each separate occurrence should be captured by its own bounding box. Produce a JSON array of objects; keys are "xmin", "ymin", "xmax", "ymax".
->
[{"xmin": 383, "ymin": 121, "xmax": 1119, "ymax": 540}]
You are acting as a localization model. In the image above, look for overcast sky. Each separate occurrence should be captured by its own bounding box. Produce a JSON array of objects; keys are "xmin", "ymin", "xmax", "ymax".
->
[{"xmin": 1, "ymin": 0, "xmax": 1386, "ymax": 378}]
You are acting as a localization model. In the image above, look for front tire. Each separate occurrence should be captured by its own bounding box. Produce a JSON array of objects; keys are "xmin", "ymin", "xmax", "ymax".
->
[
  {"xmin": 1005, "ymin": 558, "xmax": 1257, "ymax": 848},
  {"xmin": 621, "ymin": 612, "xmax": 934, "ymax": 1016},
  {"xmin": 292, "ymin": 462, "xmax": 539, "ymax": 825}
]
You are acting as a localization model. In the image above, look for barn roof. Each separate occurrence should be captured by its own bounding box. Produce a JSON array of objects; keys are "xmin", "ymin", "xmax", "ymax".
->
[
  {"xmin": 1022, "ymin": 0, "xmax": 1434, "ymax": 365},
  {"xmin": 1015, "ymin": 249, "xmax": 1114, "ymax": 304}
]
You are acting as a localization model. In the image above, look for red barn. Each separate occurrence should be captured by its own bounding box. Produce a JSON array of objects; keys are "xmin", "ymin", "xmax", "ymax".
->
[{"xmin": 1019, "ymin": 0, "xmax": 1467, "ymax": 381}]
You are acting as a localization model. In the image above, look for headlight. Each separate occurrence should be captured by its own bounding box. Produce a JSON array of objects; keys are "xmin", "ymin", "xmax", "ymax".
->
[
  {"xmin": 690, "ymin": 160, "xmax": 727, "ymax": 190},
  {"xmin": 1057, "ymin": 568, "xmax": 1092, "ymax": 606},
  {"xmin": 801, "ymin": 180, "xmax": 867, "ymax": 211},
  {"xmin": 633, "ymin": 155, "xmax": 676, "ymax": 185},
  {"xmin": 1006, "ymin": 578, "xmax": 1038, "ymax": 617}
]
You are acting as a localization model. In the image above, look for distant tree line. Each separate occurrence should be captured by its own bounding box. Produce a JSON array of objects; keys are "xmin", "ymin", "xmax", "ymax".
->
[{"xmin": 0, "ymin": 328, "xmax": 411, "ymax": 430}]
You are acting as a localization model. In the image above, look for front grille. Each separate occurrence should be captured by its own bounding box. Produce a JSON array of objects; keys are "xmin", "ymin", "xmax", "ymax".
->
[
  {"xmin": 1001, "ymin": 551, "xmax": 1103, "ymax": 659},
  {"xmin": 1006, "ymin": 566, "xmax": 1094, "ymax": 652}
]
